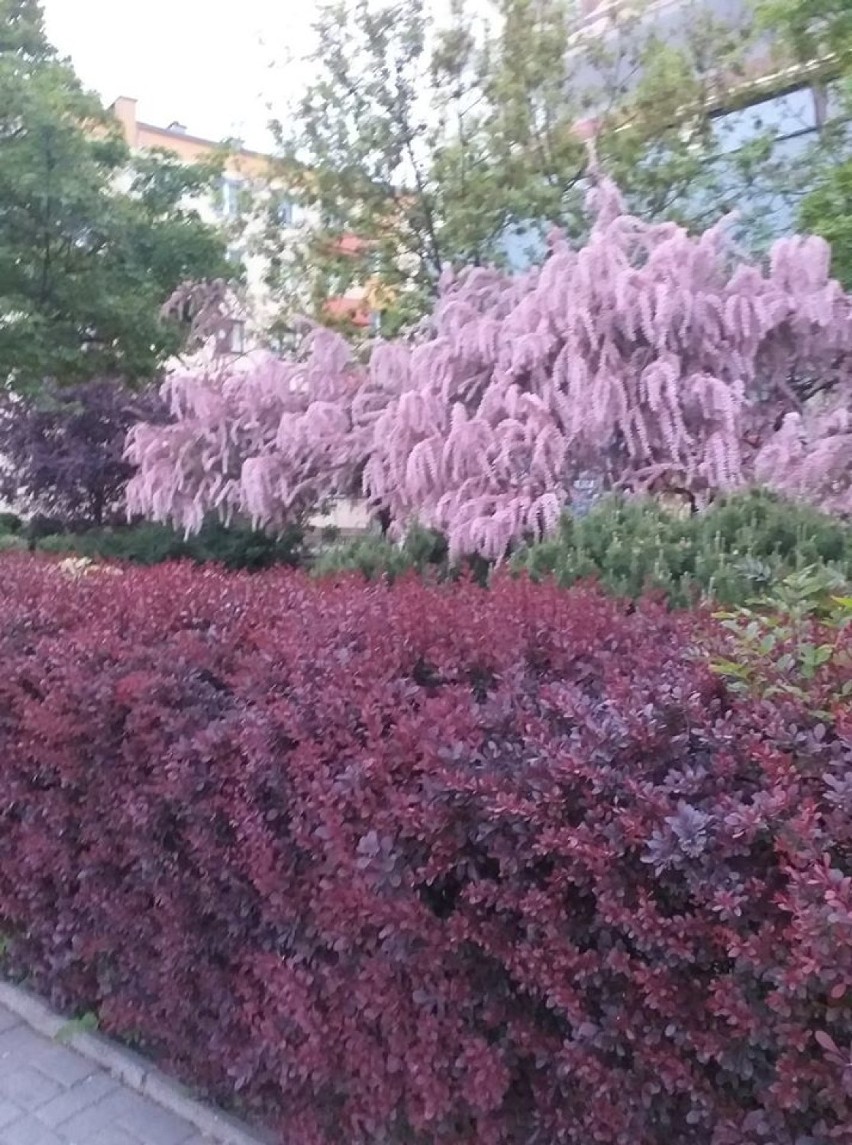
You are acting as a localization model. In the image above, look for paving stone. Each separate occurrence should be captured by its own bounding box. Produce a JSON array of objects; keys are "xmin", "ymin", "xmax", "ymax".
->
[
  {"xmin": 56, "ymin": 1086, "xmax": 188, "ymax": 1143},
  {"xmin": 110, "ymin": 1090, "xmax": 197, "ymax": 1144},
  {"xmin": 0, "ymin": 1114, "xmax": 65, "ymax": 1145},
  {"xmin": 33, "ymin": 1074, "xmax": 119, "ymax": 1128},
  {"xmin": 29, "ymin": 1047, "xmax": 98, "ymax": 1089},
  {"xmin": 87, "ymin": 1129, "xmax": 146, "ymax": 1145},
  {"xmin": 54, "ymin": 1096, "xmax": 135, "ymax": 1141},
  {"xmin": 0, "ymin": 1004, "xmax": 262, "ymax": 1145},
  {"xmin": 0, "ymin": 1104, "xmax": 21, "ymax": 1132},
  {"xmin": 0, "ymin": 1071, "xmax": 61, "ymax": 1112},
  {"xmin": 0, "ymin": 1014, "xmax": 20, "ymax": 1036},
  {"xmin": 0, "ymin": 1028, "xmax": 52, "ymax": 1064}
]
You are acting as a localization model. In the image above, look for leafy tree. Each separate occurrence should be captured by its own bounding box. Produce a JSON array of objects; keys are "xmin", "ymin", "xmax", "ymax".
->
[
  {"xmin": 262, "ymin": 0, "xmax": 840, "ymax": 333},
  {"xmin": 0, "ymin": 379, "xmax": 166, "ymax": 526},
  {"xmin": 800, "ymin": 160, "xmax": 852, "ymax": 288},
  {"xmin": 764, "ymin": 0, "xmax": 852, "ymax": 287},
  {"xmin": 126, "ymin": 180, "xmax": 852, "ymax": 559},
  {"xmin": 125, "ymin": 335, "xmax": 376, "ymax": 535},
  {"xmin": 0, "ymin": 0, "xmax": 232, "ymax": 390},
  {"xmin": 762, "ymin": 0, "xmax": 852, "ymax": 69}
]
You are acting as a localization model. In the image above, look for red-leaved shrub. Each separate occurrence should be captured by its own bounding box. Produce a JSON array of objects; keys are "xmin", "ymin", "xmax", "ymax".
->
[{"xmin": 0, "ymin": 556, "xmax": 850, "ymax": 1144}]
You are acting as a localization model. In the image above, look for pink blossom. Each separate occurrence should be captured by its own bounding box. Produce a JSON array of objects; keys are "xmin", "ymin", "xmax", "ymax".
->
[{"xmin": 126, "ymin": 180, "xmax": 852, "ymax": 556}]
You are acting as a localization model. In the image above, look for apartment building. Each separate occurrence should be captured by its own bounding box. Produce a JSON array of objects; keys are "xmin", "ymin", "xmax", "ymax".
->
[
  {"xmin": 567, "ymin": 0, "xmax": 840, "ymax": 229},
  {"xmin": 108, "ymin": 96, "xmax": 374, "ymax": 347}
]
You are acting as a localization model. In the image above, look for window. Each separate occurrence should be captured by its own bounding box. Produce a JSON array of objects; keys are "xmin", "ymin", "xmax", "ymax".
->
[
  {"xmin": 228, "ymin": 320, "xmax": 246, "ymax": 355},
  {"xmin": 275, "ymin": 197, "xmax": 295, "ymax": 227},
  {"xmin": 713, "ymin": 86, "xmax": 822, "ymax": 155},
  {"xmin": 220, "ymin": 177, "xmax": 242, "ymax": 219}
]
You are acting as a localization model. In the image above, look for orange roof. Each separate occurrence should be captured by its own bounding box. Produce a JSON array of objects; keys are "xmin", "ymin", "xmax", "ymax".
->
[
  {"xmin": 108, "ymin": 96, "xmax": 277, "ymax": 179},
  {"xmin": 323, "ymin": 297, "xmax": 372, "ymax": 328}
]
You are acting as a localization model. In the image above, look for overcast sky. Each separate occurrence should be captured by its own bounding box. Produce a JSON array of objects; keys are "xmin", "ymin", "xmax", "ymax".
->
[
  {"xmin": 41, "ymin": 0, "xmax": 318, "ymax": 151},
  {"xmin": 40, "ymin": 0, "xmax": 481, "ymax": 154}
]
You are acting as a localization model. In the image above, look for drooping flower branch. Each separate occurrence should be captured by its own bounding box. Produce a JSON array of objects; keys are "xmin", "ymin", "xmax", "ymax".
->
[{"xmin": 126, "ymin": 181, "xmax": 852, "ymax": 557}]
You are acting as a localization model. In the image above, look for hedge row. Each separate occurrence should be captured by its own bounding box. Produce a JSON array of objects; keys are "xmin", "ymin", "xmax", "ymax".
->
[
  {"xmin": 22, "ymin": 518, "xmax": 307, "ymax": 570},
  {"xmin": 512, "ymin": 490, "xmax": 852, "ymax": 605},
  {"xmin": 5, "ymin": 492, "xmax": 852, "ymax": 606},
  {"xmin": 0, "ymin": 556, "xmax": 850, "ymax": 1143},
  {"xmin": 313, "ymin": 491, "xmax": 852, "ymax": 605}
]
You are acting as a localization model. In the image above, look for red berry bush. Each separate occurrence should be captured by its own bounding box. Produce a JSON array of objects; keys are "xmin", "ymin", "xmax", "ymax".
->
[{"xmin": 0, "ymin": 557, "xmax": 850, "ymax": 1144}]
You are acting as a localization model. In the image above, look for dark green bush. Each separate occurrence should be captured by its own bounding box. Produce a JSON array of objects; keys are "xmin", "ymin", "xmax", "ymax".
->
[
  {"xmin": 36, "ymin": 518, "xmax": 306, "ymax": 571},
  {"xmin": 0, "ymin": 512, "xmax": 22, "ymax": 534},
  {"xmin": 34, "ymin": 492, "xmax": 852, "ymax": 604},
  {"xmin": 512, "ymin": 490, "xmax": 852, "ymax": 606},
  {"xmin": 311, "ymin": 525, "xmax": 449, "ymax": 581}
]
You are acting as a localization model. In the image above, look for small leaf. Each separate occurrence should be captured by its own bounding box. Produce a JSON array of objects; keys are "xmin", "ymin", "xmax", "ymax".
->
[
  {"xmin": 815, "ymin": 1030, "xmax": 840, "ymax": 1055},
  {"xmin": 55, "ymin": 1012, "xmax": 99, "ymax": 1044}
]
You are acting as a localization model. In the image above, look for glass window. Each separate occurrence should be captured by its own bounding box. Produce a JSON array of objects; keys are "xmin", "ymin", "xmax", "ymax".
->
[
  {"xmin": 275, "ymin": 197, "xmax": 295, "ymax": 227},
  {"xmin": 713, "ymin": 85, "xmax": 820, "ymax": 154},
  {"xmin": 220, "ymin": 177, "xmax": 242, "ymax": 219}
]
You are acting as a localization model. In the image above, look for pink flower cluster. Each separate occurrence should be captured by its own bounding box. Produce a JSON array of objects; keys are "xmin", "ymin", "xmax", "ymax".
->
[{"xmin": 127, "ymin": 181, "xmax": 852, "ymax": 557}]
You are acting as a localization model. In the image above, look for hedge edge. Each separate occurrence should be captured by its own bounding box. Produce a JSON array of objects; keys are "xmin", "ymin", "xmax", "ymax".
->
[{"xmin": 0, "ymin": 979, "xmax": 275, "ymax": 1145}]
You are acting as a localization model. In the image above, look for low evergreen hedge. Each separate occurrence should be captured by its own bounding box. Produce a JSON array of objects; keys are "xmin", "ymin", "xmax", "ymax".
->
[
  {"xmin": 24, "ymin": 492, "xmax": 852, "ymax": 604},
  {"xmin": 310, "ymin": 525, "xmax": 449, "ymax": 581},
  {"xmin": 35, "ymin": 519, "xmax": 305, "ymax": 571},
  {"xmin": 512, "ymin": 490, "xmax": 852, "ymax": 605}
]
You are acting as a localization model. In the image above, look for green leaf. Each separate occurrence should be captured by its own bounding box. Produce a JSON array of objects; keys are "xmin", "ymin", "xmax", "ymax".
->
[
  {"xmin": 710, "ymin": 658, "xmax": 751, "ymax": 679},
  {"xmin": 55, "ymin": 1011, "xmax": 99, "ymax": 1044}
]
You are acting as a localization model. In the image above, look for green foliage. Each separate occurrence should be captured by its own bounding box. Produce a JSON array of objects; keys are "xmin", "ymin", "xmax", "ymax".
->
[
  {"xmin": 760, "ymin": 0, "xmax": 852, "ymax": 71},
  {"xmin": 264, "ymin": 0, "xmax": 847, "ymax": 333},
  {"xmin": 0, "ymin": 510, "xmax": 24, "ymax": 551},
  {"xmin": 800, "ymin": 158, "xmax": 852, "ymax": 288},
  {"xmin": 0, "ymin": 0, "xmax": 231, "ymax": 390},
  {"xmin": 512, "ymin": 490, "xmax": 852, "ymax": 606},
  {"xmin": 55, "ymin": 1011, "xmax": 99, "ymax": 1045},
  {"xmin": 709, "ymin": 565, "xmax": 852, "ymax": 716},
  {"xmin": 35, "ymin": 519, "xmax": 306, "ymax": 571},
  {"xmin": 761, "ymin": 0, "xmax": 852, "ymax": 285},
  {"xmin": 311, "ymin": 525, "xmax": 449, "ymax": 581}
]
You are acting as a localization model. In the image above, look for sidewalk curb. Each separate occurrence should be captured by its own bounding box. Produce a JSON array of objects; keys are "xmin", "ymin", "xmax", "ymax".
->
[{"xmin": 0, "ymin": 980, "xmax": 276, "ymax": 1145}]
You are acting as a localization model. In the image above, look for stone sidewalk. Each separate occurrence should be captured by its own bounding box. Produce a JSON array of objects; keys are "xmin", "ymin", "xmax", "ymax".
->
[{"xmin": 0, "ymin": 1003, "xmax": 234, "ymax": 1145}]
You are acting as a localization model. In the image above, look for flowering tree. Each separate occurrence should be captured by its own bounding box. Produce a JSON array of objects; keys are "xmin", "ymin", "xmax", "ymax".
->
[
  {"xmin": 161, "ymin": 279, "xmax": 246, "ymax": 356},
  {"xmin": 125, "ymin": 331, "xmax": 390, "ymax": 534},
  {"xmin": 126, "ymin": 181, "xmax": 852, "ymax": 558}
]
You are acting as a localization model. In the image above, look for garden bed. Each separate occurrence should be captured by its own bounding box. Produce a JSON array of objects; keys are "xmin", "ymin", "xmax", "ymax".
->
[{"xmin": 0, "ymin": 555, "xmax": 850, "ymax": 1144}]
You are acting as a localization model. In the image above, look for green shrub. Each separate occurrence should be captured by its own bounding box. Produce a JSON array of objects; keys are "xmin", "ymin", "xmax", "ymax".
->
[
  {"xmin": 311, "ymin": 525, "xmax": 449, "ymax": 581},
  {"xmin": 707, "ymin": 565, "xmax": 852, "ymax": 716},
  {"xmin": 36, "ymin": 519, "xmax": 306, "ymax": 571},
  {"xmin": 0, "ymin": 512, "xmax": 22, "ymax": 534},
  {"xmin": 512, "ymin": 490, "xmax": 852, "ymax": 606}
]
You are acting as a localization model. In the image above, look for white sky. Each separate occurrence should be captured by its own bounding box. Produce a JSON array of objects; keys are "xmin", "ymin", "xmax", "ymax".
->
[
  {"xmin": 41, "ymin": 0, "xmax": 320, "ymax": 152},
  {"xmin": 41, "ymin": 0, "xmax": 481, "ymax": 154}
]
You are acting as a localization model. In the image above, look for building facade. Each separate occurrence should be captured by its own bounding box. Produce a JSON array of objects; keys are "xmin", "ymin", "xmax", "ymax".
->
[
  {"xmin": 567, "ymin": 0, "xmax": 840, "ymax": 232},
  {"xmin": 108, "ymin": 96, "xmax": 374, "ymax": 347}
]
